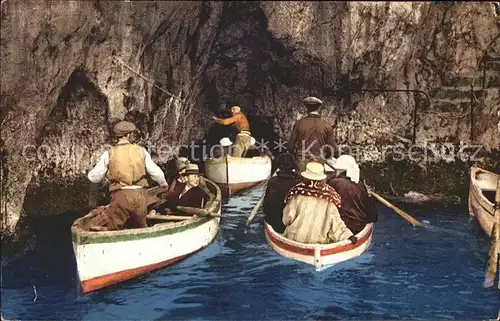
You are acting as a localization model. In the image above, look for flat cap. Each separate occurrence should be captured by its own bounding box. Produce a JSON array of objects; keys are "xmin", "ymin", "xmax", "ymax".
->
[
  {"xmin": 113, "ymin": 121, "xmax": 137, "ymax": 136},
  {"xmin": 302, "ymin": 96, "xmax": 323, "ymax": 105}
]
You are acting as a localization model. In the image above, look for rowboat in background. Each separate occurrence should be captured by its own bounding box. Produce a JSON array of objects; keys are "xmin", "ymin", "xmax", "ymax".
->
[
  {"xmin": 71, "ymin": 178, "xmax": 221, "ymax": 294},
  {"xmin": 204, "ymin": 155, "xmax": 272, "ymax": 197},
  {"xmin": 468, "ymin": 166, "xmax": 499, "ymax": 237},
  {"xmin": 264, "ymin": 222, "xmax": 374, "ymax": 271}
]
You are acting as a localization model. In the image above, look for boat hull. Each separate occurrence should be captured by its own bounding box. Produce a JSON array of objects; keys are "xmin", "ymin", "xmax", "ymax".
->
[
  {"xmin": 204, "ymin": 155, "xmax": 272, "ymax": 197},
  {"xmin": 73, "ymin": 217, "xmax": 219, "ymax": 294},
  {"xmin": 72, "ymin": 180, "xmax": 222, "ymax": 294},
  {"xmin": 468, "ymin": 166, "xmax": 499, "ymax": 237},
  {"xmin": 264, "ymin": 222, "xmax": 373, "ymax": 270}
]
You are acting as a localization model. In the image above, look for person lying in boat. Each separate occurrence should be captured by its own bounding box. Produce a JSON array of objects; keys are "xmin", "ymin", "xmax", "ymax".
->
[
  {"xmin": 326, "ymin": 155, "xmax": 378, "ymax": 234},
  {"xmin": 87, "ymin": 121, "xmax": 169, "ymax": 231},
  {"xmin": 287, "ymin": 96, "xmax": 337, "ymax": 171},
  {"xmin": 212, "ymin": 105, "xmax": 251, "ymax": 157},
  {"xmin": 263, "ymin": 153, "xmax": 302, "ymax": 233},
  {"xmin": 282, "ymin": 161, "xmax": 357, "ymax": 244},
  {"xmin": 151, "ymin": 164, "xmax": 209, "ymax": 216}
]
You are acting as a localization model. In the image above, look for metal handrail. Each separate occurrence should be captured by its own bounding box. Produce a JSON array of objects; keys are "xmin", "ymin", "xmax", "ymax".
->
[{"xmin": 327, "ymin": 88, "xmax": 431, "ymax": 144}]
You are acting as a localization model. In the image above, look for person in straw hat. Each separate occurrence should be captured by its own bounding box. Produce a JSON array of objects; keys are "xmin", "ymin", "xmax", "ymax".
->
[
  {"xmin": 212, "ymin": 105, "xmax": 251, "ymax": 157},
  {"xmin": 287, "ymin": 96, "xmax": 337, "ymax": 172},
  {"xmin": 326, "ymin": 155, "xmax": 378, "ymax": 234},
  {"xmin": 263, "ymin": 152, "xmax": 303, "ymax": 233},
  {"xmin": 282, "ymin": 161, "xmax": 357, "ymax": 244},
  {"xmin": 87, "ymin": 120, "xmax": 168, "ymax": 231},
  {"xmin": 152, "ymin": 163, "xmax": 209, "ymax": 216}
]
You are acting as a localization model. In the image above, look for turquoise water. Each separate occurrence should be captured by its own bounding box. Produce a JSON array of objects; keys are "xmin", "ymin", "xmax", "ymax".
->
[{"xmin": 1, "ymin": 187, "xmax": 499, "ymax": 320}]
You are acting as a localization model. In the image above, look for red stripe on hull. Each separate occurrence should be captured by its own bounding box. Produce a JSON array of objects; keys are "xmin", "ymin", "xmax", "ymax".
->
[
  {"xmin": 79, "ymin": 249, "xmax": 201, "ymax": 294},
  {"xmin": 265, "ymin": 224, "xmax": 373, "ymax": 257}
]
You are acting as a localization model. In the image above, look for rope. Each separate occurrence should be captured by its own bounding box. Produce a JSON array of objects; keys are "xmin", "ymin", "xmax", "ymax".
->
[{"xmin": 111, "ymin": 56, "xmax": 213, "ymax": 120}]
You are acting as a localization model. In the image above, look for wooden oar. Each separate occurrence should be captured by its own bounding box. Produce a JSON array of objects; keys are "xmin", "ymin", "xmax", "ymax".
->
[
  {"xmin": 246, "ymin": 170, "xmax": 277, "ymax": 226},
  {"xmin": 369, "ymin": 191, "xmax": 425, "ymax": 228},
  {"xmin": 88, "ymin": 183, "xmax": 99, "ymax": 209},
  {"xmin": 484, "ymin": 178, "xmax": 500, "ymax": 288},
  {"xmin": 176, "ymin": 206, "xmax": 221, "ymax": 217}
]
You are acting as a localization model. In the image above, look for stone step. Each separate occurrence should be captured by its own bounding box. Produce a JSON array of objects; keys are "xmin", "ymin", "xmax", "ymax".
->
[
  {"xmin": 430, "ymin": 88, "xmax": 485, "ymax": 100},
  {"xmin": 441, "ymin": 72, "xmax": 499, "ymax": 88},
  {"xmin": 428, "ymin": 99, "xmax": 471, "ymax": 113}
]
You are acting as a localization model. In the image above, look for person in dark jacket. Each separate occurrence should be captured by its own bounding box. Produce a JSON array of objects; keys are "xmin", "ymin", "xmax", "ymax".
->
[
  {"xmin": 262, "ymin": 153, "xmax": 303, "ymax": 233},
  {"xmin": 152, "ymin": 164, "xmax": 209, "ymax": 216},
  {"xmin": 326, "ymin": 155, "xmax": 378, "ymax": 234},
  {"xmin": 287, "ymin": 96, "xmax": 337, "ymax": 171}
]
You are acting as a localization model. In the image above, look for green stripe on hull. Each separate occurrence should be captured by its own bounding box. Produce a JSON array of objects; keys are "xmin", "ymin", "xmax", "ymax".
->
[{"xmin": 73, "ymin": 217, "xmax": 212, "ymax": 245}]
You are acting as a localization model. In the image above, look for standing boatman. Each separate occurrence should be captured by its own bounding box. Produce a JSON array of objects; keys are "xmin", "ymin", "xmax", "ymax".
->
[
  {"xmin": 86, "ymin": 120, "xmax": 168, "ymax": 231},
  {"xmin": 212, "ymin": 106, "xmax": 251, "ymax": 157},
  {"xmin": 287, "ymin": 96, "xmax": 337, "ymax": 171}
]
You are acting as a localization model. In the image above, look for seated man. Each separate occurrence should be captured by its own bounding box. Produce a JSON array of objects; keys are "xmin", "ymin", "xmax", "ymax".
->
[
  {"xmin": 211, "ymin": 137, "xmax": 232, "ymax": 159},
  {"xmin": 282, "ymin": 161, "xmax": 357, "ymax": 244},
  {"xmin": 263, "ymin": 153, "xmax": 302, "ymax": 233},
  {"xmin": 326, "ymin": 155, "xmax": 378, "ymax": 234},
  {"xmin": 153, "ymin": 164, "xmax": 209, "ymax": 216}
]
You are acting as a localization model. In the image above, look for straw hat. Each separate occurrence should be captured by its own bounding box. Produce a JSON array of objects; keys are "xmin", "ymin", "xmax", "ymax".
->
[
  {"xmin": 302, "ymin": 96, "xmax": 323, "ymax": 106},
  {"xmin": 300, "ymin": 162, "xmax": 327, "ymax": 181},
  {"xmin": 327, "ymin": 155, "xmax": 360, "ymax": 183},
  {"xmin": 180, "ymin": 164, "xmax": 200, "ymax": 176},
  {"xmin": 219, "ymin": 137, "xmax": 233, "ymax": 147}
]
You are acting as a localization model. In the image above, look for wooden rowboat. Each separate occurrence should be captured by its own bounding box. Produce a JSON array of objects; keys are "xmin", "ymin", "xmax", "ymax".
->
[
  {"xmin": 71, "ymin": 178, "xmax": 221, "ymax": 294},
  {"xmin": 204, "ymin": 155, "xmax": 272, "ymax": 197},
  {"xmin": 468, "ymin": 166, "xmax": 499, "ymax": 237},
  {"xmin": 264, "ymin": 222, "xmax": 374, "ymax": 271}
]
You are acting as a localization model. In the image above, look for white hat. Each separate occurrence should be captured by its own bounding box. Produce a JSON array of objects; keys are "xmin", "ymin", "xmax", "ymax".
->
[
  {"xmin": 231, "ymin": 106, "xmax": 241, "ymax": 113},
  {"xmin": 219, "ymin": 137, "xmax": 233, "ymax": 147},
  {"xmin": 327, "ymin": 155, "xmax": 360, "ymax": 183},
  {"xmin": 300, "ymin": 162, "xmax": 327, "ymax": 181},
  {"xmin": 250, "ymin": 137, "xmax": 256, "ymax": 146}
]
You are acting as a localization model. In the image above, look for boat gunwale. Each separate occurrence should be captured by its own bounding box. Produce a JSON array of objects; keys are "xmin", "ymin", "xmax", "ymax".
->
[
  {"xmin": 264, "ymin": 222, "xmax": 373, "ymax": 253},
  {"xmin": 470, "ymin": 166, "xmax": 497, "ymax": 216},
  {"xmin": 204, "ymin": 155, "xmax": 272, "ymax": 166},
  {"xmin": 71, "ymin": 178, "xmax": 221, "ymax": 244}
]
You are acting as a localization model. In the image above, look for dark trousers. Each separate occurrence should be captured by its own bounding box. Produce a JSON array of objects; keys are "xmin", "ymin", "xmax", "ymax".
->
[{"xmin": 88, "ymin": 189, "xmax": 148, "ymax": 230}]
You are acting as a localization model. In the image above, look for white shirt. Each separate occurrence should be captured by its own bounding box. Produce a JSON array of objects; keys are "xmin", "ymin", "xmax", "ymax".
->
[{"xmin": 88, "ymin": 148, "xmax": 168, "ymax": 187}]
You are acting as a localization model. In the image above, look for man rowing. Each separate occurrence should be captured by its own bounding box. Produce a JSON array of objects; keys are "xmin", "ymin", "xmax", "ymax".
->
[
  {"xmin": 212, "ymin": 106, "xmax": 251, "ymax": 157},
  {"xmin": 87, "ymin": 121, "xmax": 168, "ymax": 231},
  {"xmin": 287, "ymin": 96, "xmax": 337, "ymax": 171},
  {"xmin": 326, "ymin": 155, "xmax": 378, "ymax": 234}
]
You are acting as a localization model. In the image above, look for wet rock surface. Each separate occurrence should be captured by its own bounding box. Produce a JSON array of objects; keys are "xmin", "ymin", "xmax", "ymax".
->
[{"xmin": 1, "ymin": 1, "xmax": 499, "ymax": 234}]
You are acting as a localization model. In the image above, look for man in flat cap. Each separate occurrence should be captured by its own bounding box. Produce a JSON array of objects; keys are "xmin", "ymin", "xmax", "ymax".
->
[
  {"xmin": 287, "ymin": 96, "xmax": 337, "ymax": 171},
  {"xmin": 212, "ymin": 106, "xmax": 251, "ymax": 157},
  {"xmin": 86, "ymin": 120, "xmax": 169, "ymax": 231}
]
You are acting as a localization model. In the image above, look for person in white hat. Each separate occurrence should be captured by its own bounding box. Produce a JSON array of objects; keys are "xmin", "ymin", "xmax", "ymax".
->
[
  {"xmin": 326, "ymin": 155, "xmax": 378, "ymax": 234},
  {"xmin": 87, "ymin": 121, "xmax": 168, "ymax": 231},
  {"xmin": 212, "ymin": 105, "xmax": 252, "ymax": 157},
  {"xmin": 210, "ymin": 137, "xmax": 233, "ymax": 160},
  {"xmin": 287, "ymin": 96, "xmax": 337, "ymax": 171},
  {"xmin": 282, "ymin": 161, "xmax": 357, "ymax": 244}
]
